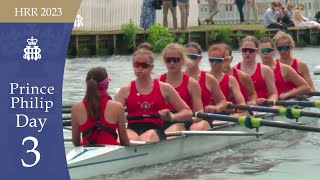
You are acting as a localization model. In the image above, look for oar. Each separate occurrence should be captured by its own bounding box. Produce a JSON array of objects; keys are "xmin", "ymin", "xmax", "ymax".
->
[
  {"xmin": 227, "ymin": 104, "xmax": 320, "ymax": 119},
  {"xmin": 307, "ymin": 91, "xmax": 320, "ymax": 96},
  {"xmin": 262, "ymin": 100, "xmax": 320, "ymax": 108},
  {"xmin": 194, "ymin": 112, "xmax": 320, "ymax": 133},
  {"xmin": 166, "ymin": 131, "xmax": 263, "ymax": 137}
]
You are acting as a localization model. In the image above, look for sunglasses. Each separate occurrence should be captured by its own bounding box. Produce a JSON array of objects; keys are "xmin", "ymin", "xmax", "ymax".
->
[
  {"xmin": 260, "ymin": 48, "xmax": 275, "ymax": 54},
  {"xmin": 209, "ymin": 57, "xmax": 224, "ymax": 63},
  {"xmin": 165, "ymin": 57, "xmax": 181, "ymax": 64},
  {"xmin": 276, "ymin": 45, "xmax": 290, "ymax": 51},
  {"xmin": 133, "ymin": 61, "xmax": 153, "ymax": 69},
  {"xmin": 186, "ymin": 54, "xmax": 202, "ymax": 60},
  {"xmin": 241, "ymin": 48, "xmax": 257, "ymax": 53}
]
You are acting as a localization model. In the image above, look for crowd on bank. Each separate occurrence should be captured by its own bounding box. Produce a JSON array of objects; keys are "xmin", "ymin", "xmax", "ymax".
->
[{"xmin": 140, "ymin": 0, "xmax": 320, "ymax": 31}]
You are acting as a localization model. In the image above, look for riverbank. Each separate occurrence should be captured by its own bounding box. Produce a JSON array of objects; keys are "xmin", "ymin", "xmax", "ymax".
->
[{"xmin": 68, "ymin": 24, "xmax": 320, "ymax": 57}]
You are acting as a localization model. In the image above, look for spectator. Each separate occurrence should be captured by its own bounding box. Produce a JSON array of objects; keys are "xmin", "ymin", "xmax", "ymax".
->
[
  {"xmin": 234, "ymin": 0, "xmax": 246, "ymax": 24},
  {"xmin": 177, "ymin": 0, "xmax": 189, "ymax": 30},
  {"xmin": 163, "ymin": 0, "xmax": 177, "ymax": 29},
  {"xmin": 312, "ymin": 11, "xmax": 320, "ymax": 23},
  {"xmin": 282, "ymin": 2, "xmax": 294, "ymax": 27},
  {"xmin": 205, "ymin": 0, "xmax": 219, "ymax": 24},
  {"xmin": 292, "ymin": 4, "xmax": 320, "ymax": 30},
  {"xmin": 140, "ymin": 0, "xmax": 156, "ymax": 30},
  {"xmin": 245, "ymin": 0, "xmax": 258, "ymax": 24},
  {"xmin": 263, "ymin": 1, "xmax": 287, "ymax": 30}
]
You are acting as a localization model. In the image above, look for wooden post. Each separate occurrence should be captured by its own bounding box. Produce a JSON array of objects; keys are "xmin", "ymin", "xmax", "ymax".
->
[
  {"xmin": 113, "ymin": 34, "xmax": 117, "ymax": 54},
  {"xmin": 75, "ymin": 35, "xmax": 79, "ymax": 56},
  {"xmin": 205, "ymin": 31, "xmax": 208, "ymax": 49},
  {"xmin": 96, "ymin": 35, "xmax": 99, "ymax": 55}
]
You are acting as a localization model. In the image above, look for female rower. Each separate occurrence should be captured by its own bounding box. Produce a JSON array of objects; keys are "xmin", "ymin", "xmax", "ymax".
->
[
  {"xmin": 71, "ymin": 67, "xmax": 130, "ymax": 146},
  {"xmin": 273, "ymin": 31, "xmax": 315, "ymax": 92},
  {"xmin": 116, "ymin": 48, "xmax": 192, "ymax": 142},
  {"xmin": 221, "ymin": 43, "xmax": 258, "ymax": 105},
  {"xmin": 207, "ymin": 44, "xmax": 245, "ymax": 105},
  {"xmin": 184, "ymin": 42, "xmax": 228, "ymax": 129},
  {"xmin": 258, "ymin": 37, "xmax": 310, "ymax": 99},
  {"xmin": 160, "ymin": 43, "xmax": 205, "ymax": 131},
  {"xmin": 234, "ymin": 36, "xmax": 278, "ymax": 103}
]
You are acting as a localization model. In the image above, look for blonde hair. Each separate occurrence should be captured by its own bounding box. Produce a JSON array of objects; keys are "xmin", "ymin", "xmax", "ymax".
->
[
  {"xmin": 133, "ymin": 48, "xmax": 154, "ymax": 64},
  {"xmin": 273, "ymin": 31, "xmax": 295, "ymax": 48},
  {"xmin": 240, "ymin": 36, "xmax": 259, "ymax": 48},
  {"xmin": 137, "ymin": 42, "xmax": 154, "ymax": 52},
  {"xmin": 162, "ymin": 43, "xmax": 187, "ymax": 63}
]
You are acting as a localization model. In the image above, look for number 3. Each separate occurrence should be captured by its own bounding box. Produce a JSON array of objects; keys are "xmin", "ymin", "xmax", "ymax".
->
[{"xmin": 21, "ymin": 136, "xmax": 41, "ymax": 167}]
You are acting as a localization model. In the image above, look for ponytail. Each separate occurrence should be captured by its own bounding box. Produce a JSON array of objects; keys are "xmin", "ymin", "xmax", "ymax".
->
[{"xmin": 85, "ymin": 79, "xmax": 100, "ymax": 120}]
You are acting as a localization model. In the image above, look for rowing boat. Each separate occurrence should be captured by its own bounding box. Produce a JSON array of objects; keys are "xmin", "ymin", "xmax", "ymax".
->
[{"xmin": 66, "ymin": 112, "xmax": 318, "ymax": 179}]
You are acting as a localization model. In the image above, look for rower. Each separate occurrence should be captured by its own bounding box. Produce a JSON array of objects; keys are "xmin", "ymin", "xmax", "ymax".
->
[
  {"xmin": 184, "ymin": 42, "xmax": 228, "ymax": 129},
  {"xmin": 273, "ymin": 31, "xmax": 315, "ymax": 92},
  {"xmin": 258, "ymin": 37, "xmax": 310, "ymax": 99},
  {"xmin": 115, "ymin": 48, "xmax": 192, "ymax": 142},
  {"xmin": 221, "ymin": 43, "xmax": 258, "ymax": 105},
  {"xmin": 234, "ymin": 36, "xmax": 278, "ymax": 104},
  {"xmin": 207, "ymin": 44, "xmax": 246, "ymax": 115},
  {"xmin": 71, "ymin": 67, "xmax": 130, "ymax": 146},
  {"xmin": 159, "ymin": 43, "xmax": 204, "ymax": 132}
]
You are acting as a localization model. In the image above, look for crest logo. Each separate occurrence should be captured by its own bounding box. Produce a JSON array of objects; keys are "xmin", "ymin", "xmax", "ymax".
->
[
  {"xmin": 138, "ymin": 101, "xmax": 154, "ymax": 110},
  {"xmin": 23, "ymin": 36, "xmax": 42, "ymax": 61},
  {"xmin": 74, "ymin": 10, "xmax": 83, "ymax": 28}
]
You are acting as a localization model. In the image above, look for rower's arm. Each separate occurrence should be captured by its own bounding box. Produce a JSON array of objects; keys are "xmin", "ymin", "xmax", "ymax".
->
[
  {"xmin": 188, "ymin": 78, "xmax": 203, "ymax": 123},
  {"xmin": 239, "ymin": 72, "xmax": 258, "ymax": 105},
  {"xmin": 116, "ymin": 103, "xmax": 130, "ymax": 146},
  {"xmin": 207, "ymin": 74, "xmax": 228, "ymax": 112},
  {"xmin": 160, "ymin": 82, "xmax": 192, "ymax": 121},
  {"xmin": 262, "ymin": 65, "xmax": 278, "ymax": 101},
  {"xmin": 299, "ymin": 61, "xmax": 315, "ymax": 91},
  {"xmin": 281, "ymin": 65, "xmax": 310, "ymax": 99},
  {"xmin": 114, "ymin": 85, "xmax": 130, "ymax": 106},
  {"xmin": 71, "ymin": 102, "xmax": 82, "ymax": 146},
  {"xmin": 229, "ymin": 76, "xmax": 246, "ymax": 105}
]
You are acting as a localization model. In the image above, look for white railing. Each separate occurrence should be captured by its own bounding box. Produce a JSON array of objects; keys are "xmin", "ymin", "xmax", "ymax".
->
[{"xmin": 73, "ymin": 0, "xmax": 319, "ymax": 31}]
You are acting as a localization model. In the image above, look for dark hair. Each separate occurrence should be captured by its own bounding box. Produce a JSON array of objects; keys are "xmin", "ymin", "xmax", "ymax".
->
[
  {"xmin": 315, "ymin": 11, "xmax": 320, "ymax": 19},
  {"xmin": 138, "ymin": 42, "xmax": 154, "ymax": 52},
  {"xmin": 85, "ymin": 67, "xmax": 108, "ymax": 120},
  {"xmin": 185, "ymin": 42, "xmax": 202, "ymax": 55},
  {"xmin": 259, "ymin": 37, "xmax": 275, "ymax": 48}
]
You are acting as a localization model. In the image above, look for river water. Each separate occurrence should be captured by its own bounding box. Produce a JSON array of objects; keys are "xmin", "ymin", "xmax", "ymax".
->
[{"xmin": 63, "ymin": 47, "xmax": 320, "ymax": 180}]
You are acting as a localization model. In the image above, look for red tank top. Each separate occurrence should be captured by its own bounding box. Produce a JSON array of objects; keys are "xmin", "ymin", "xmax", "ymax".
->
[
  {"xmin": 219, "ymin": 74, "xmax": 230, "ymax": 101},
  {"xmin": 232, "ymin": 68, "xmax": 249, "ymax": 101},
  {"xmin": 126, "ymin": 79, "xmax": 166, "ymax": 126},
  {"xmin": 160, "ymin": 73, "xmax": 193, "ymax": 109},
  {"xmin": 80, "ymin": 91, "xmax": 117, "ymax": 146},
  {"xmin": 276, "ymin": 58, "xmax": 299, "ymax": 90},
  {"xmin": 199, "ymin": 71, "xmax": 211, "ymax": 108},
  {"xmin": 274, "ymin": 60, "xmax": 287, "ymax": 95},
  {"xmin": 237, "ymin": 62, "xmax": 268, "ymax": 99}
]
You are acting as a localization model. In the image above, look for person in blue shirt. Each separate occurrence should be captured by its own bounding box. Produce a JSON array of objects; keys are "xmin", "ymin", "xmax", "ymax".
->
[{"xmin": 263, "ymin": 0, "xmax": 287, "ymax": 30}]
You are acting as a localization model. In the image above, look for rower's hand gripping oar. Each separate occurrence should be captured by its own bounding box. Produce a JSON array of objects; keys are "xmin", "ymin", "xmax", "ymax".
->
[
  {"xmin": 194, "ymin": 112, "xmax": 320, "ymax": 133},
  {"xmin": 262, "ymin": 100, "xmax": 320, "ymax": 108},
  {"xmin": 227, "ymin": 104, "xmax": 320, "ymax": 119}
]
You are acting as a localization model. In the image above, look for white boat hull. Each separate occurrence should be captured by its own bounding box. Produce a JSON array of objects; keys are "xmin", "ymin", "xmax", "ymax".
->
[{"xmin": 67, "ymin": 114, "xmax": 317, "ymax": 179}]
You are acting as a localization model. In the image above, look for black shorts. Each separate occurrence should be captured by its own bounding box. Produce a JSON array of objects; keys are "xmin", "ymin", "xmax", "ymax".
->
[
  {"xmin": 127, "ymin": 123, "xmax": 166, "ymax": 140},
  {"xmin": 163, "ymin": 121, "xmax": 192, "ymax": 130}
]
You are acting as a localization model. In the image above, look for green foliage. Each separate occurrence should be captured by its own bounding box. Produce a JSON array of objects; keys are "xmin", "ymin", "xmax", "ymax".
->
[
  {"xmin": 97, "ymin": 48, "xmax": 110, "ymax": 56},
  {"xmin": 296, "ymin": 37, "xmax": 307, "ymax": 47},
  {"xmin": 176, "ymin": 33, "xmax": 186, "ymax": 44},
  {"xmin": 121, "ymin": 19, "xmax": 138, "ymax": 49},
  {"xmin": 208, "ymin": 27, "xmax": 233, "ymax": 46},
  {"xmin": 310, "ymin": 34, "xmax": 320, "ymax": 46},
  {"xmin": 147, "ymin": 23, "xmax": 174, "ymax": 52},
  {"xmin": 77, "ymin": 47, "xmax": 92, "ymax": 57},
  {"xmin": 254, "ymin": 28, "xmax": 267, "ymax": 40}
]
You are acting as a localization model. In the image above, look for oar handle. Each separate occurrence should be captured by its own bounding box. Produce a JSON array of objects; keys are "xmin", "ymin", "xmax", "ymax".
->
[
  {"xmin": 262, "ymin": 100, "xmax": 320, "ymax": 108},
  {"xmin": 227, "ymin": 104, "xmax": 279, "ymax": 114},
  {"xmin": 307, "ymin": 91, "xmax": 320, "ymax": 96}
]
